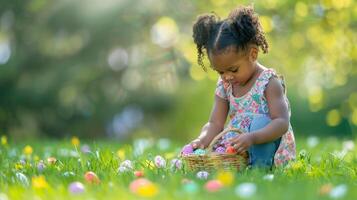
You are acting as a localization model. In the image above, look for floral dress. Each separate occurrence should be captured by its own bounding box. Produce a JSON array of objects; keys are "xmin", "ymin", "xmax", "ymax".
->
[{"xmin": 215, "ymin": 68, "xmax": 296, "ymax": 166}]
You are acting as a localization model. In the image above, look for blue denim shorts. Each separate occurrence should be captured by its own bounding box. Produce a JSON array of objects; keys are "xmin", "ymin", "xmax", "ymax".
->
[{"xmin": 247, "ymin": 115, "xmax": 281, "ymax": 168}]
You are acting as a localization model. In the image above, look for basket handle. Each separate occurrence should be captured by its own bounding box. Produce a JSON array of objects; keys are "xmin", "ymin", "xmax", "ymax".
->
[{"xmin": 206, "ymin": 127, "xmax": 244, "ymax": 153}]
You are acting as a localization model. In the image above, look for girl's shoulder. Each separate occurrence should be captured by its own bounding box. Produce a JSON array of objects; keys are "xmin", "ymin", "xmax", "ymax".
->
[{"xmin": 259, "ymin": 67, "xmax": 287, "ymax": 95}]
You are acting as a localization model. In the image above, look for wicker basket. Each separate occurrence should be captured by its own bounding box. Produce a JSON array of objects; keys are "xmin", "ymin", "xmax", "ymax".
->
[{"xmin": 181, "ymin": 128, "xmax": 249, "ymax": 172}]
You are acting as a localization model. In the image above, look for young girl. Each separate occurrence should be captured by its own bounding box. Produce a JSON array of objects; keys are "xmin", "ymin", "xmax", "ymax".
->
[{"xmin": 186, "ymin": 5, "xmax": 296, "ymax": 168}]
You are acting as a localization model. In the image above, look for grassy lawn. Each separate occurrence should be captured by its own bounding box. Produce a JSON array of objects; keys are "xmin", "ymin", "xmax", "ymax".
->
[{"xmin": 0, "ymin": 135, "xmax": 356, "ymax": 200}]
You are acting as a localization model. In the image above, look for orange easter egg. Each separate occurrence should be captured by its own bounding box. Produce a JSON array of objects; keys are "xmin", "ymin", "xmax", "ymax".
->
[
  {"xmin": 84, "ymin": 171, "xmax": 100, "ymax": 184},
  {"xmin": 226, "ymin": 146, "xmax": 237, "ymax": 154}
]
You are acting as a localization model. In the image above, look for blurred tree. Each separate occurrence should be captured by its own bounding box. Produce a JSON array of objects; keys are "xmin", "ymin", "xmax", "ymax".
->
[{"xmin": 0, "ymin": 0, "xmax": 356, "ymax": 140}]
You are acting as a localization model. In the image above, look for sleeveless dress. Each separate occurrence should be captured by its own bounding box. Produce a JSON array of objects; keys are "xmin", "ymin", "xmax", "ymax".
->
[{"xmin": 215, "ymin": 68, "xmax": 296, "ymax": 166}]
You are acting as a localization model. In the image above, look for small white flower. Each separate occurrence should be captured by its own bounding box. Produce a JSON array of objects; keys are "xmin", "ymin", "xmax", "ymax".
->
[
  {"xmin": 307, "ymin": 136, "xmax": 319, "ymax": 148},
  {"xmin": 196, "ymin": 171, "xmax": 209, "ymax": 180},
  {"xmin": 262, "ymin": 174, "xmax": 274, "ymax": 181},
  {"xmin": 154, "ymin": 155, "xmax": 166, "ymax": 168},
  {"xmin": 120, "ymin": 160, "xmax": 133, "ymax": 169},
  {"xmin": 235, "ymin": 182, "xmax": 257, "ymax": 198},
  {"xmin": 170, "ymin": 158, "xmax": 182, "ymax": 170},
  {"xmin": 118, "ymin": 160, "xmax": 133, "ymax": 173},
  {"xmin": 70, "ymin": 150, "xmax": 80, "ymax": 158},
  {"xmin": 118, "ymin": 166, "xmax": 129, "ymax": 173},
  {"xmin": 329, "ymin": 184, "xmax": 347, "ymax": 198}
]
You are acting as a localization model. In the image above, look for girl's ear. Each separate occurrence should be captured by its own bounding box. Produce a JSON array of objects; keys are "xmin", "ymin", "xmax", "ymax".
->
[{"xmin": 248, "ymin": 46, "xmax": 258, "ymax": 62}]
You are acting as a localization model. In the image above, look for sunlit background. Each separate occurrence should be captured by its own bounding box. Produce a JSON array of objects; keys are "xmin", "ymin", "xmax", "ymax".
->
[{"xmin": 0, "ymin": 0, "xmax": 356, "ymax": 141}]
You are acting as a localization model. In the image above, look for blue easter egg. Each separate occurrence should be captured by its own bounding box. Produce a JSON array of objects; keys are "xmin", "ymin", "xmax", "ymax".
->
[{"xmin": 193, "ymin": 149, "xmax": 206, "ymax": 155}]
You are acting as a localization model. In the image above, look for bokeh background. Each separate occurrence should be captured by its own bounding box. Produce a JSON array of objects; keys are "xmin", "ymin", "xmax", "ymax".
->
[{"xmin": 0, "ymin": 0, "xmax": 356, "ymax": 142}]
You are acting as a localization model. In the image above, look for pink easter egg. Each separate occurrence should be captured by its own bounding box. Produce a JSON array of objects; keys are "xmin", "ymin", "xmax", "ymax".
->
[
  {"xmin": 181, "ymin": 144, "xmax": 194, "ymax": 155},
  {"xmin": 204, "ymin": 180, "xmax": 223, "ymax": 192},
  {"xmin": 134, "ymin": 170, "xmax": 144, "ymax": 177},
  {"xmin": 129, "ymin": 178, "xmax": 152, "ymax": 193}
]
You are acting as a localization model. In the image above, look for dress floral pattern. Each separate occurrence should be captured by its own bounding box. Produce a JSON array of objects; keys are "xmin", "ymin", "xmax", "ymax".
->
[{"xmin": 215, "ymin": 68, "xmax": 296, "ymax": 166}]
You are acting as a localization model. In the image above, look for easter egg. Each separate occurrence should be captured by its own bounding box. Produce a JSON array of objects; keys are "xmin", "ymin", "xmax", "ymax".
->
[
  {"xmin": 47, "ymin": 157, "xmax": 57, "ymax": 164},
  {"xmin": 204, "ymin": 180, "xmax": 223, "ymax": 192},
  {"xmin": 193, "ymin": 149, "xmax": 206, "ymax": 155},
  {"xmin": 181, "ymin": 144, "xmax": 194, "ymax": 155},
  {"xmin": 215, "ymin": 146, "xmax": 226, "ymax": 153},
  {"xmin": 235, "ymin": 182, "xmax": 257, "ymax": 198},
  {"xmin": 226, "ymin": 146, "xmax": 237, "ymax": 154},
  {"xmin": 84, "ymin": 171, "xmax": 100, "ymax": 184},
  {"xmin": 183, "ymin": 182, "xmax": 199, "ymax": 194},
  {"xmin": 80, "ymin": 144, "xmax": 91, "ymax": 153},
  {"xmin": 196, "ymin": 171, "xmax": 209, "ymax": 180},
  {"xmin": 68, "ymin": 182, "xmax": 85, "ymax": 194},
  {"xmin": 134, "ymin": 170, "xmax": 144, "ymax": 177},
  {"xmin": 129, "ymin": 178, "xmax": 152, "ymax": 193}
]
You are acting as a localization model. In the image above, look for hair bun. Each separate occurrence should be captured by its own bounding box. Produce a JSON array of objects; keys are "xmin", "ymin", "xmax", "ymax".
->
[
  {"xmin": 192, "ymin": 13, "xmax": 219, "ymax": 48},
  {"xmin": 228, "ymin": 6, "xmax": 258, "ymax": 45}
]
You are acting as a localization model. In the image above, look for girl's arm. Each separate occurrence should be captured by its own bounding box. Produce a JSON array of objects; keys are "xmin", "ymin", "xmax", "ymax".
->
[
  {"xmin": 228, "ymin": 77, "xmax": 289, "ymax": 154},
  {"xmin": 194, "ymin": 95, "xmax": 229, "ymax": 148},
  {"xmin": 251, "ymin": 77, "xmax": 289, "ymax": 144}
]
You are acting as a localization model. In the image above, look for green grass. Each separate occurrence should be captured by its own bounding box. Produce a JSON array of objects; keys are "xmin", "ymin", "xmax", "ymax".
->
[{"xmin": 0, "ymin": 136, "xmax": 356, "ymax": 200}]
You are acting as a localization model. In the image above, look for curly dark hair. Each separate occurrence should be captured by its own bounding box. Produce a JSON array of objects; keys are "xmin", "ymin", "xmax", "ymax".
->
[{"xmin": 192, "ymin": 5, "xmax": 269, "ymax": 71}]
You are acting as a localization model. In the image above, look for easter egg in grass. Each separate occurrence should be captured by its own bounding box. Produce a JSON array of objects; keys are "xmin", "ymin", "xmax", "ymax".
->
[
  {"xmin": 84, "ymin": 171, "xmax": 100, "ymax": 184},
  {"xmin": 204, "ymin": 180, "xmax": 223, "ymax": 192},
  {"xmin": 134, "ymin": 170, "xmax": 144, "ymax": 178},
  {"xmin": 68, "ymin": 182, "xmax": 85, "ymax": 194}
]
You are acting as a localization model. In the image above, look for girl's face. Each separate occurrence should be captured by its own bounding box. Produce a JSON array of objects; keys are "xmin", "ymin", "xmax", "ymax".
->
[{"xmin": 209, "ymin": 46, "xmax": 258, "ymax": 86}]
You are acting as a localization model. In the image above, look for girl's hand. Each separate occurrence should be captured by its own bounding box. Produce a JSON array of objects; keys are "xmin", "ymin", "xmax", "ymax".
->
[
  {"xmin": 228, "ymin": 134, "xmax": 254, "ymax": 155},
  {"xmin": 190, "ymin": 138, "xmax": 205, "ymax": 149}
]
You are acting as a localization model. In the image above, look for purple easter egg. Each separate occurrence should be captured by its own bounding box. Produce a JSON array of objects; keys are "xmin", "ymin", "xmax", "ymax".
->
[
  {"xmin": 181, "ymin": 144, "xmax": 194, "ymax": 155},
  {"xmin": 215, "ymin": 146, "xmax": 226, "ymax": 153},
  {"xmin": 68, "ymin": 182, "xmax": 85, "ymax": 194},
  {"xmin": 80, "ymin": 144, "xmax": 91, "ymax": 154}
]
